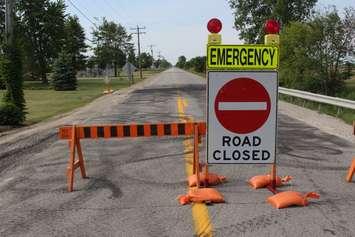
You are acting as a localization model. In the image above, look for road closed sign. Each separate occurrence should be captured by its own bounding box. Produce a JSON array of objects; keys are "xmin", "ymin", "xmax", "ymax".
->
[{"xmin": 207, "ymin": 71, "xmax": 278, "ymax": 164}]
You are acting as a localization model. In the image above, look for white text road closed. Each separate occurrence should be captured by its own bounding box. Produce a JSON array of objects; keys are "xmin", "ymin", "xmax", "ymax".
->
[{"xmin": 207, "ymin": 71, "xmax": 278, "ymax": 164}]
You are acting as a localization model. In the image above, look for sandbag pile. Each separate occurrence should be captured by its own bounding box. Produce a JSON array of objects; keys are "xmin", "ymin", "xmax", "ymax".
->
[
  {"xmin": 267, "ymin": 191, "xmax": 320, "ymax": 209},
  {"xmin": 188, "ymin": 172, "xmax": 226, "ymax": 187},
  {"xmin": 248, "ymin": 174, "xmax": 292, "ymax": 189},
  {"xmin": 178, "ymin": 188, "xmax": 225, "ymax": 205}
]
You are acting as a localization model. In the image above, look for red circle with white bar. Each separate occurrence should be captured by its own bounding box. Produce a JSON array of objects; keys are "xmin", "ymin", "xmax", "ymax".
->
[{"xmin": 214, "ymin": 77, "xmax": 271, "ymax": 134}]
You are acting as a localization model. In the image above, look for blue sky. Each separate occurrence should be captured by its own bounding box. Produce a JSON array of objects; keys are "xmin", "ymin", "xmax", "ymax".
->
[{"xmin": 65, "ymin": 0, "xmax": 355, "ymax": 64}]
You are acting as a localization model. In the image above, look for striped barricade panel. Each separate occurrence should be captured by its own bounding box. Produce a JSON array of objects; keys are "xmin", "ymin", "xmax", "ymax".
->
[
  {"xmin": 59, "ymin": 122, "xmax": 206, "ymax": 140},
  {"xmin": 59, "ymin": 121, "xmax": 206, "ymax": 192}
]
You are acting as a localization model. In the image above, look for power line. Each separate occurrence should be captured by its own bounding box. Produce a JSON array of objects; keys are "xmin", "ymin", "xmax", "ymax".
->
[
  {"xmin": 67, "ymin": 0, "xmax": 98, "ymax": 29},
  {"xmin": 101, "ymin": 0, "xmax": 122, "ymax": 22},
  {"xmin": 101, "ymin": 0, "xmax": 131, "ymax": 25}
]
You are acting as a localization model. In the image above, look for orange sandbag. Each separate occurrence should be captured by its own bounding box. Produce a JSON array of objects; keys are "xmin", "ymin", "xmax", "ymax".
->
[
  {"xmin": 188, "ymin": 172, "xmax": 226, "ymax": 187},
  {"xmin": 248, "ymin": 174, "xmax": 292, "ymax": 189},
  {"xmin": 178, "ymin": 188, "xmax": 225, "ymax": 205},
  {"xmin": 267, "ymin": 191, "xmax": 320, "ymax": 209}
]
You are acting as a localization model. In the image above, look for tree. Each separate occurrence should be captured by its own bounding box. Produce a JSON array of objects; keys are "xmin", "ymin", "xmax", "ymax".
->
[
  {"xmin": 160, "ymin": 59, "xmax": 172, "ymax": 68},
  {"xmin": 51, "ymin": 50, "xmax": 77, "ymax": 91},
  {"xmin": 186, "ymin": 56, "xmax": 206, "ymax": 73},
  {"xmin": 18, "ymin": 0, "xmax": 66, "ymax": 83},
  {"xmin": 92, "ymin": 18, "xmax": 132, "ymax": 76},
  {"xmin": 126, "ymin": 43, "xmax": 136, "ymax": 66},
  {"xmin": 138, "ymin": 52, "xmax": 153, "ymax": 68},
  {"xmin": 176, "ymin": 55, "xmax": 186, "ymax": 68},
  {"xmin": 63, "ymin": 16, "xmax": 87, "ymax": 71},
  {"xmin": 0, "ymin": 44, "xmax": 25, "ymax": 124},
  {"xmin": 228, "ymin": 0, "xmax": 317, "ymax": 43},
  {"xmin": 0, "ymin": 0, "xmax": 26, "ymax": 125},
  {"xmin": 0, "ymin": 0, "xmax": 5, "ymax": 45},
  {"xmin": 279, "ymin": 8, "xmax": 355, "ymax": 95},
  {"xmin": 154, "ymin": 58, "xmax": 171, "ymax": 69}
]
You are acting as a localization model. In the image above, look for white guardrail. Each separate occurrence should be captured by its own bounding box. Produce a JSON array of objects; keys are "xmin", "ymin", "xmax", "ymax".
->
[{"xmin": 279, "ymin": 87, "xmax": 355, "ymax": 110}]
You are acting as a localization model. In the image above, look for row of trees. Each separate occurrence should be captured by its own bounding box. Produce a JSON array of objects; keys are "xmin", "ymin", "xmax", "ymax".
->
[
  {"xmin": 0, "ymin": 0, "xmax": 171, "ymax": 125},
  {"xmin": 175, "ymin": 55, "xmax": 206, "ymax": 73},
  {"xmin": 0, "ymin": 0, "xmax": 169, "ymax": 124},
  {"xmin": 178, "ymin": 1, "xmax": 354, "ymax": 97},
  {"xmin": 0, "ymin": 0, "xmax": 87, "ymax": 91},
  {"xmin": 0, "ymin": 0, "xmax": 90, "ymax": 124},
  {"xmin": 1, "ymin": 1, "xmax": 171, "ymax": 85},
  {"xmin": 229, "ymin": 0, "xmax": 355, "ymax": 96}
]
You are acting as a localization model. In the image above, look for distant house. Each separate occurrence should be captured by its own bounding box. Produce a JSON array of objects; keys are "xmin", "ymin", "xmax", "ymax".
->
[{"xmin": 342, "ymin": 51, "xmax": 355, "ymax": 64}]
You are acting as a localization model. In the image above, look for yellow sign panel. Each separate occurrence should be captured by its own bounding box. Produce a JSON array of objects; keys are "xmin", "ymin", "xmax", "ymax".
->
[
  {"xmin": 208, "ymin": 34, "xmax": 221, "ymax": 45},
  {"xmin": 207, "ymin": 45, "xmax": 279, "ymax": 70}
]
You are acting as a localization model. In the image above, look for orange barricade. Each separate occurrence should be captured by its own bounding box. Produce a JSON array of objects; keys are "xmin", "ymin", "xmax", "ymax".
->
[
  {"xmin": 59, "ymin": 122, "xmax": 206, "ymax": 192},
  {"xmin": 346, "ymin": 121, "xmax": 355, "ymax": 182},
  {"xmin": 346, "ymin": 160, "xmax": 355, "ymax": 182}
]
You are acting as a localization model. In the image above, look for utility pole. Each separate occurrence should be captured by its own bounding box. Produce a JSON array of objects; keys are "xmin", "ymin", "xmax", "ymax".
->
[
  {"xmin": 5, "ymin": 0, "xmax": 14, "ymax": 44},
  {"xmin": 130, "ymin": 25, "xmax": 146, "ymax": 80}
]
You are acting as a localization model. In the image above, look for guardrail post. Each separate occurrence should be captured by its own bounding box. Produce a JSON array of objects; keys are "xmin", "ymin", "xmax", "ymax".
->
[{"xmin": 336, "ymin": 107, "xmax": 342, "ymax": 117}]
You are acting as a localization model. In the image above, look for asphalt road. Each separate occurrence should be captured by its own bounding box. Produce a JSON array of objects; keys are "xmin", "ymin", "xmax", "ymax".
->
[{"xmin": 0, "ymin": 68, "xmax": 354, "ymax": 237}]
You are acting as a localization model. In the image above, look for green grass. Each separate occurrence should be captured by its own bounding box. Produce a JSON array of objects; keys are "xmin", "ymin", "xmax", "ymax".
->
[
  {"xmin": 345, "ymin": 78, "xmax": 355, "ymax": 90},
  {"xmin": 0, "ymin": 70, "xmax": 158, "ymax": 125}
]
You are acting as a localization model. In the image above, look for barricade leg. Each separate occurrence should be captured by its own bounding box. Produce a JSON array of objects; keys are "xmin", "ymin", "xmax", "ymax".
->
[
  {"xmin": 76, "ymin": 137, "xmax": 87, "ymax": 178},
  {"xmin": 177, "ymin": 123, "xmax": 225, "ymax": 205},
  {"xmin": 267, "ymin": 164, "xmax": 278, "ymax": 194},
  {"xmin": 186, "ymin": 123, "xmax": 226, "ymax": 188},
  {"xmin": 346, "ymin": 158, "xmax": 355, "ymax": 182},
  {"xmin": 193, "ymin": 123, "xmax": 200, "ymax": 188},
  {"xmin": 66, "ymin": 125, "xmax": 87, "ymax": 192}
]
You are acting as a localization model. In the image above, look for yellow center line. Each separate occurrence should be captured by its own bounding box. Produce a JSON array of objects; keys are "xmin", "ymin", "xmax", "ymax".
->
[{"xmin": 177, "ymin": 96, "xmax": 213, "ymax": 237}]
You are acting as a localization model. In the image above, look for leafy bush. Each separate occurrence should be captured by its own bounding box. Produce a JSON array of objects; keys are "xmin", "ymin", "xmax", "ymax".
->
[
  {"xmin": 0, "ymin": 56, "xmax": 5, "ymax": 89},
  {"xmin": 279, "ymin": 9, "xmax": 354, "ymax": 96},
  {"xmin": 51, "ymin": 51, "xmax": 77, "ymax": 91},
  {"xmin": 0, "ymin": 77, "xmax": 5, "ymax": 90},
  {"xmin": 0, "ymin": 102, "xmax": 25, "ymax": 125}
]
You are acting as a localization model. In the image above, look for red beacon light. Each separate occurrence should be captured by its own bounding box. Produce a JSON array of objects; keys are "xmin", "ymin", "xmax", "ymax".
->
[
  {"xmin": 207, "ymin": 18, "xmax": 222, "ymax": 34},
  {"xmin": 264, "ymin": 19, "xmax": 280, "ymax": 34}
]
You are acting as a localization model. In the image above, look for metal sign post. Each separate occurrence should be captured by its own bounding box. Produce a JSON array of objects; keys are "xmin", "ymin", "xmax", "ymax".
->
[{"xmin": 206, "ymin": 18, "xmax": 281, "ymax": 193}]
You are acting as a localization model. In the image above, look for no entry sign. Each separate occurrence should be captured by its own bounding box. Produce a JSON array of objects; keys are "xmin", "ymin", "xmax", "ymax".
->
[
  {"xmin": 215, "ymin": 78, "xmax": 271, "ymax": 134},
  {"xmin": 207, "ymin": 71, "xmax": 278, "ymax": 164}
]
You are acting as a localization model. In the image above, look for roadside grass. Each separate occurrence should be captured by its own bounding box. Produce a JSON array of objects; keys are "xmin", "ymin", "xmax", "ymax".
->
[
  {"xmin": 252, "ymin": 77, "xmax": 354, "ymax": 125},
  {"xmin": 0, "ymin": 70, "xmax": 159, "ymax": 125},
  {"xmin": 279, "ymin": 94, "xmax": 355, "ymax": 125},
  {"xmin": 279, "ymin": 79, "xmax": 355, "ymax": 125}
]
